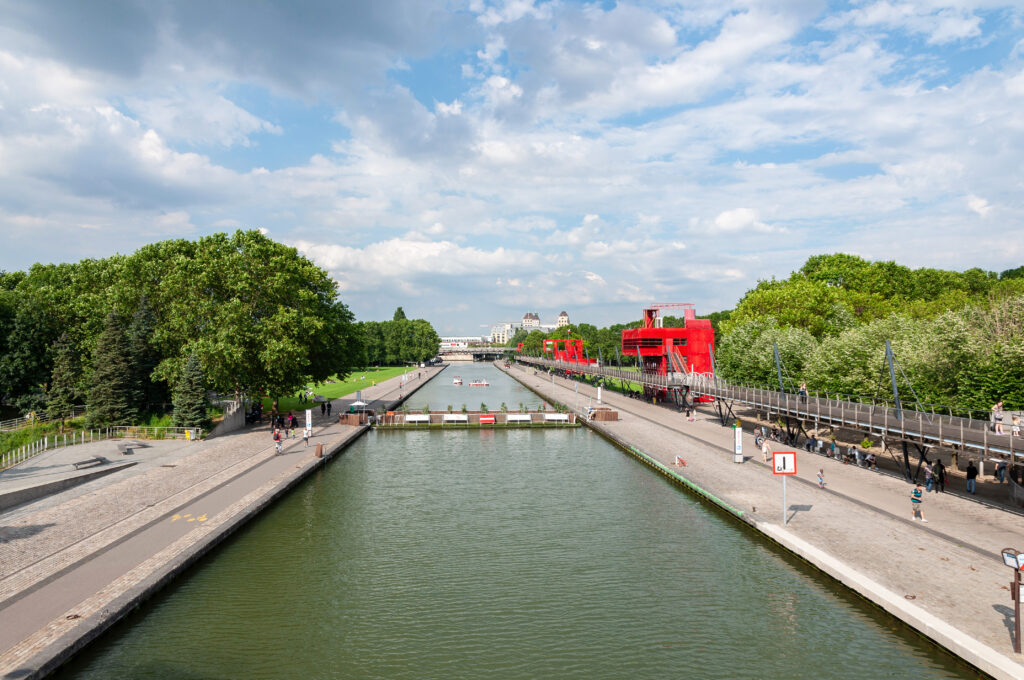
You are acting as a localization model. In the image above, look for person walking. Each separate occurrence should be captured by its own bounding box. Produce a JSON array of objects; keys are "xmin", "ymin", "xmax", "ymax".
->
[
  {"xmin": 273, "ymin": 428, "xmax": 282, "ymax": 454},
  {"xmin": 326, "ymin": 401, "xmax": 332, "ymax": 417},
  {"xmin": 996, "ymin": 458, "xmax": 1009, "ymax": 483},
  {"xmin": 934, "ymin": 459, "xmax": 946, "ymax": 492},
  {"xmin": 911, "ymin": 483, "xmax": 927, "ymax": 522},
  {"xmin": 817, "ymin": 469, "xmax": 826, "ymax": 489},
  {"xmin": 798, "ymin": 382, "xmax": 808, "ymax": 404},
  {"xmin": 924, "ymin": 461, "xmax": 934, "ymax": 492},
  {"xmin": 320, "ymin": 401, "xmax": 326, "ymax": 417},
  {"xmin": 1012, "ymin": 415, "xmax": 1021, "ymax": 437},
  {"xmin": 761, "ymin": 436, "xmax": 771, "ymax": 464},
  {"xmin": 303, "ymin": 426, "xmax": 310, "ymax": 448},
  {"xmin": 993, "ymin": 401, "xmax": 1005, "ymax": 434},
  {"xmin": 966, "ymin": 460, "xmax": 979, "ymax": 494}
]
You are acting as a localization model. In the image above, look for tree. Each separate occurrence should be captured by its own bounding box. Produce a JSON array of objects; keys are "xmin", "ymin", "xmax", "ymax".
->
[
  {"xmin": 393, "ymin": 306, "xmax": 407, "ymax": 321},
  {"xmin": 172, "ymin": 353, "xmax": 211, "ymax": 430},
  {"xmin": 87, "ymin": 312, "xmax": 140, "ymax": 426},
  {"xmin": 47, "ymin": 332, "xmax": 81, "ymax": 422},
  {"xmin": 129, "ymin": 295, "xmax": 168, "ymax": 413}
]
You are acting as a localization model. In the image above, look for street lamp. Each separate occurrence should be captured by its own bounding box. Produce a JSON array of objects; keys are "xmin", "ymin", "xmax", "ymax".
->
[{"xmin": 1002, "ymin": 548, "xmax": 1024, "ymax": 654}]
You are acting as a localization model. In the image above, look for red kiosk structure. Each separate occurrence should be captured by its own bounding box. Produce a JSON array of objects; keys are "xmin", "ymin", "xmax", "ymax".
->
[{"xmin": 621, "ymin": 303, "xmax": 715, "ymax": 401}]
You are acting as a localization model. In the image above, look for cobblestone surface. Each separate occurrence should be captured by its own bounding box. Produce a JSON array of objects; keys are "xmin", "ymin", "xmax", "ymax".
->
[
  {"xmin": 0, "ymin": 366, "xmax": 444, "ymax": 678},
  {"xmin": 506, "ymin": 364, "xmax": 1024, "ymax": 677}
]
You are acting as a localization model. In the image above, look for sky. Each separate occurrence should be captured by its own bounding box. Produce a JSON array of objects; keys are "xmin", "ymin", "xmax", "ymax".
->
[{"xmin": 1, "ymin": 0, "xmax": 1023, "ymax": 335}]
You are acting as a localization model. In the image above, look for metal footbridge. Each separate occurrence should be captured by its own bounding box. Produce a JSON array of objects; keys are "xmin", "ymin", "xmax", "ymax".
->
[{"xmin": 515, "ymin": 355, "xmax": 1021, "ymax": 461}]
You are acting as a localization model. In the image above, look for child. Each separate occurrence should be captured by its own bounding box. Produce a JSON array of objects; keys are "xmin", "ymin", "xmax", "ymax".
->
[
  {"xmin": 911, "ymin": 483, "xmax": 927, "ymax": 522},
  {"xmin": 1013, "ymin": 415, "xmax": 1021, "ymax": 437},
  {"xmin": 817, "ymin": 469, "xmax": 825, "ymax": 489}
]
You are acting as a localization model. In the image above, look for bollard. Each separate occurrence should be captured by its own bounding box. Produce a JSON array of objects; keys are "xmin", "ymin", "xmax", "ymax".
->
[{"xmin": 315, "ymin": 443, "xmax": 323, "ymax": 458}]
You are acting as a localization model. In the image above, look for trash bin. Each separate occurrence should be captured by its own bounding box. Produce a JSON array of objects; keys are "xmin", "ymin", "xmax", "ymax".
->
[{"xmin": 315, "ymin": 443, "xmax": 323, "ymax": 458}]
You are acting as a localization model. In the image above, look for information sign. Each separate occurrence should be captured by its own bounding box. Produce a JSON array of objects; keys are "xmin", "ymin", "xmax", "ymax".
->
[{"xmin": 773, "ymin": 451, "xmax": 796, "ymax": 475}]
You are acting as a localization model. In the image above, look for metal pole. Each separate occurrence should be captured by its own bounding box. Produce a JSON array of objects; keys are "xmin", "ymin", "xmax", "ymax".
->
[
  {"xmin": 1015, "ymin": 568, "xmax": 1022, "ymax": 654},
  {"xmin": 773, "ymin": 343, "xmax": 784, "ymax": 393},
  {"xmin": 782, "ymin": 475, "xmax": 787, "ymax": 525},
  {"xmin": 886, "ymin": 340, "xmax": 902, "ymax": 422}
]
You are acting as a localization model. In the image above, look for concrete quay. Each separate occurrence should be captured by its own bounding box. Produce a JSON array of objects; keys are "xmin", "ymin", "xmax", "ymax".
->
[
  {"xmin": 501, "ymin": 362, "xmax": 1024, "ymax": 680},
  {"xmin": 0, "ymin": 366, "xmax": 444, "ymax": 680}
]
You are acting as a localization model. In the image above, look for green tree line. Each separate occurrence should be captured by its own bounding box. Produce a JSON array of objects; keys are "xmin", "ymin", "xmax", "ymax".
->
[
  {"xmin": 504, "ymin": 254, "xmax": 1024, "ymax": 413},
  {"xmin": 356, "ymin": 306, "xmax": 441, "ymax": 366},
  {"xmin": 0, "ymin": 230, "xmax": 390, "ymax": 425},
  {"xmin": 715, "ymin": 254, "xmax": 1024, "ymax": 412}
]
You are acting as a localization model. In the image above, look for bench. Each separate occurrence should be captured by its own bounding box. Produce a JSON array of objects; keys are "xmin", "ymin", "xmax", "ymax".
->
[{"xmin": 72, "ymin": 457, "xmax": 105, "ymax": 470}]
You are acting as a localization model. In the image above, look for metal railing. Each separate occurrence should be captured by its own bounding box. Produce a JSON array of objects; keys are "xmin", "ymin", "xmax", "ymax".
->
[
  {"xmin": 1, "ymin": 426, "xmax": 199, "ymax": 471},
  {"xmin": 0, "ymin": 406, "xmax": 88, "ymax": 433},
  {"xmin": 515, "ymin": 356, "xmax": 1021, "ymax": 459}
]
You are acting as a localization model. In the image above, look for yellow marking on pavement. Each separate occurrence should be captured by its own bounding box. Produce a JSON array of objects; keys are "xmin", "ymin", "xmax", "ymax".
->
[
  {"xmin": 197, "ymin": 514, "xmax": 207, "ymax": 522},
  {"xmin": 171, "ymin": 514, "xmax": 181, "ymax": 522}
]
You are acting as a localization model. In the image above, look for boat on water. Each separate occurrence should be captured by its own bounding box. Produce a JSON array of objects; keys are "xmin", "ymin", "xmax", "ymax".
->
[
  {"xmin": 469, "ymin": 379, "xmax": 489, "ymax": 387},
  {"xmin": 453, "ymin": 376, "xmax": 463, "ymax": 385}
]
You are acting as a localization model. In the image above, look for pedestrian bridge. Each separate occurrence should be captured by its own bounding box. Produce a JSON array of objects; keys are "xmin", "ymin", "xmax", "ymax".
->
[{"xmin": 515, "ymin": 355, "xmax": 1021, "ymax": 462}]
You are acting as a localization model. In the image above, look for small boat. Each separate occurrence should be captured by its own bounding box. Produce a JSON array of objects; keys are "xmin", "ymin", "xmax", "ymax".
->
[
  {"xmin": 469, "ymin": 379, "xmax": 489, "ymax": 387},
  {"xmin": 453, "ymin": 376, "xmax": 463, "ymax": 385}
]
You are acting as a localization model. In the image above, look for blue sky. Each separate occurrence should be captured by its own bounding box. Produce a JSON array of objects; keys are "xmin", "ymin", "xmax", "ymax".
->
[{"xmin": 0, "ymin": 0, "xmax": 1022, "ymax": 335}]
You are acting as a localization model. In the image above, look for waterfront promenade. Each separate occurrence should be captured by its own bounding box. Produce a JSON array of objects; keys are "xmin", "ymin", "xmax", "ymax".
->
[
  {"xmin": 0, "ymin": 366, "xmax": 443, "ymax": 679},
  {"xmin": 501, "ymin": 362, "xmax": 1024, "ymax": 680}
]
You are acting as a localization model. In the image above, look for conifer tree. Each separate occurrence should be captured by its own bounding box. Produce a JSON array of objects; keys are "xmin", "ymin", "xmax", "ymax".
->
[
  {"xmin": 87, "ymin": 312, "xmax": 140, "ymax": 426},
  {"xmin": 172, "ymin": 353, "xmax": 210, "ymax": 430},
  {"xmin": 47, "ymin": 332, "xmax": 81, "ymax": 423},
  {"xmin": 129, "ymin": 296, "xmax": 167, "ymax": 413}
]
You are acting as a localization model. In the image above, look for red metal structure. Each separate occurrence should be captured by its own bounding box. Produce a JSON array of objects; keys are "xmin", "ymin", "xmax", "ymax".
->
[
  {"xmin": 621, "ymin": 303, "xmax": 715, "ymax": 401},
  {"xmin": 542, "ymin": 338, "xmax": 596, "ymax": 368}
]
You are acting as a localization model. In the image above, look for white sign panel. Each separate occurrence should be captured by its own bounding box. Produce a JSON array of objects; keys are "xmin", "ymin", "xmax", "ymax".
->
[
  {"xmin": 733, "ymin": 428, "xmax": 743, "ymax": 463},
  {"xmin": 305, "ymin": 410, "xmax": 312, "ymax": 429},
  {"xmin": 773, "ymin": 451, "xmax": 797, "ymax": 475}
]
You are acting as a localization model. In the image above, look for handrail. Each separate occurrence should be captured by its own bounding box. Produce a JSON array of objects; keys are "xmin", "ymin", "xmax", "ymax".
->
[{"xmin": 515, "ymin": 355, "xmax": 1019, "ymax": 458}]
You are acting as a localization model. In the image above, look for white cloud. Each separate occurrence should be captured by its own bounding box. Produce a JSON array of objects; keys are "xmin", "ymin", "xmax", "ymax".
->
[
  {"xmin": 711, "ymin": 208, "xmax": 776, "ymax": 233},
  {"xmin": 967, "ymin": 194, "xmax": 992, "ymax": 217}
]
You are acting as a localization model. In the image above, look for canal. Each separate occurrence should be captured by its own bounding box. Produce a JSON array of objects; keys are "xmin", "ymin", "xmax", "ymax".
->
[{"xmin": 55, "ymin": 364, "xmax": 973, "ymax": 679}]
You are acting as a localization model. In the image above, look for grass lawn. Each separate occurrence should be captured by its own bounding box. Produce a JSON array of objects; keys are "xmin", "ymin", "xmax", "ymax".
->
[{"xmin": 261, "ymin": 366, "xmax": 415, "ymax": 413}]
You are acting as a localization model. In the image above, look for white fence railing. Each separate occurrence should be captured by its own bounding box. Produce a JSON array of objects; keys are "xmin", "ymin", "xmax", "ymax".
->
[{"xmin": 1, "ymin": 426, "xmax": 199, "ymax": 471}]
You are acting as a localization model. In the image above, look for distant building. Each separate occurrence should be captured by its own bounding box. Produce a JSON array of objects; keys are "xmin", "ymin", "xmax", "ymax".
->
[
  {"xmin": 490, "ymin": 323, "xmax": 519, "ymax": 345},
  {"xmin": 522, "ymin": 312, "xmax": 541, "ymax": 328},
  {"xmin": 556, "ymin": 311, "xmax": 570, "ymax": 328}
]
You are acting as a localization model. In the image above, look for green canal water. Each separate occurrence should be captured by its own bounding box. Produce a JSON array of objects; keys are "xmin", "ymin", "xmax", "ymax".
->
[{"xmin": 55, "ymin": 365, "xmax": 974, "ymax": 679}]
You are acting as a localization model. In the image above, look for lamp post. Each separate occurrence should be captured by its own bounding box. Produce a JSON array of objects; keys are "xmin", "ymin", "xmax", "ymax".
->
[{"xmin": 1002, "ymin": 548, "xmax": 1024, "ymax": 654}]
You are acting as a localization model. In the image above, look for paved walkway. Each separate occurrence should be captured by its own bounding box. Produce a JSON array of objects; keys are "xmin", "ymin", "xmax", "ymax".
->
[
  {"xmin": 0, "ymin": 366, "xmax": 444, "ymax": 679},
  {"xmin": 504, "ymin": 363, "xmax": 1024, "ymax": 680}
]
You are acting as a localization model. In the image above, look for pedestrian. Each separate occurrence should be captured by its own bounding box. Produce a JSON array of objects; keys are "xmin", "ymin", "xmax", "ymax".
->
[
  {"xmin": 996, "ymin": 458, "xmax": 1009, "ymax": 484},
  {"xmin": 273, "ymin": 428, "xmax": 282, "ymax": 454},
  {"xmin": 1013, "ymin": 415, "xmax": 1021, "ymax": 437},
  {"xmin": 911, "ymin": 483, "xmax": 927, "ymax": 522},
  {"xmin": 866, "ymin": 453, "xmax": 878, "ymax": 471},
  {"xmin": 966, "ymin": 460, "xmax": 978, "ymax": 494},
  {"xmin": 321, "ymin": 402, "xmax": 326, "ymax": 417},
  {"xmin": 289, "ymin": 420, "xmax": 296, "ymax": 439},
  {"xmin": 798, "ymin": 382, "xmax": 808, "ymax": 404},
  {"xmin": 993, "ymin": 401, "xmax": 1005, "ymax": 434},
  {"xmin": 829, "ymin": 440, "xmax": 837, "ymax": 459},
  {"xmin": 303, "ymin": 426, "xmax": 310, "ymax": 447},
  {"xmin": 327, "ymin": 401, "xmax": 332, "ymax": 417},
  {"xmin": 761, "ymin": 436, "xmax": 771, "ymax": 464},
  {"xmin": 934, "ymin": 459, "xmax": 945, "ymax": 492},
  {"xmin": 817, "ymin": 469, "xmax": 826, "ymax": 489},
  {"xmin": 924, "ymin": 461, "xmax": 934, "ymax": 492}
]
